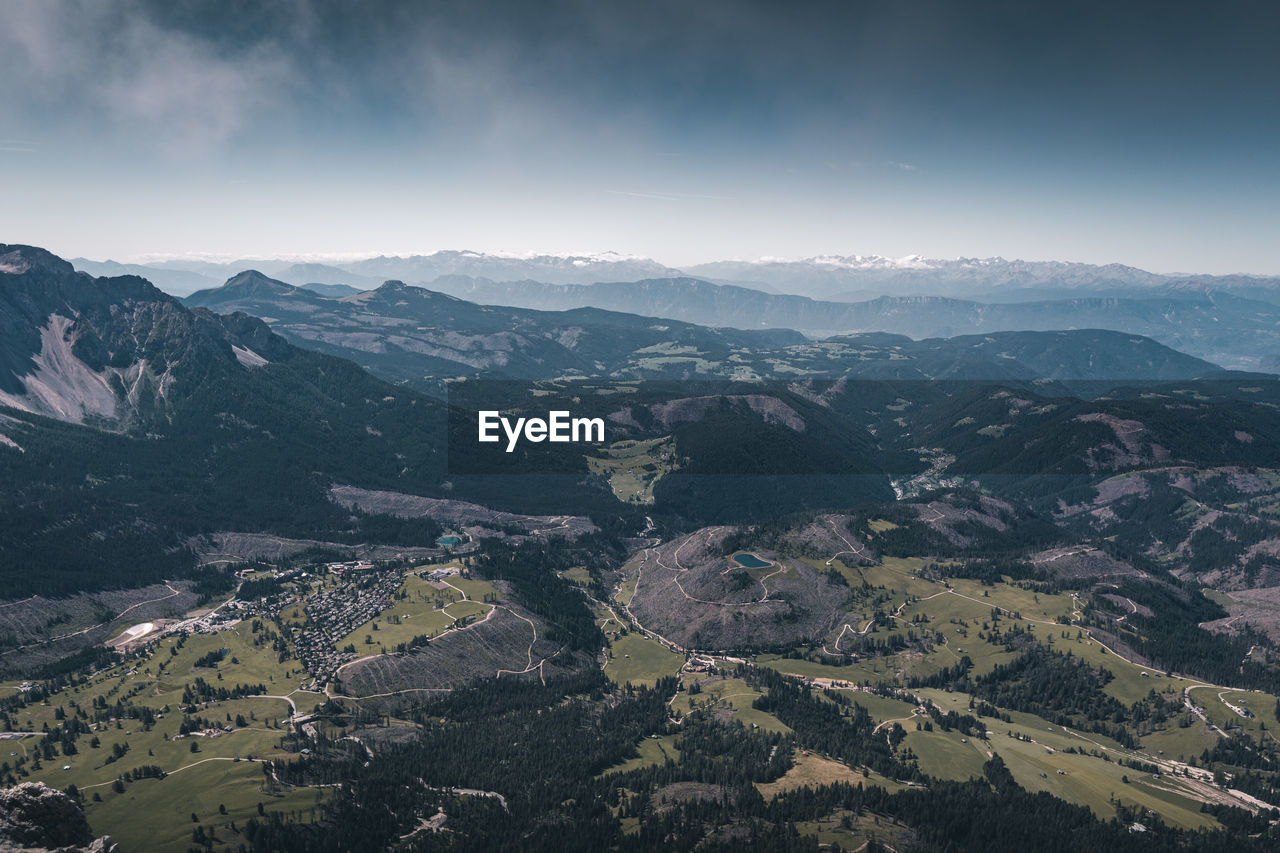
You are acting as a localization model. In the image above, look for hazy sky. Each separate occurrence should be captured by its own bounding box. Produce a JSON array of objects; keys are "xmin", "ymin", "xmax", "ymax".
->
[{"xmin": 2, "ymin": 0, "xmax": 1277, "ymax": 273}]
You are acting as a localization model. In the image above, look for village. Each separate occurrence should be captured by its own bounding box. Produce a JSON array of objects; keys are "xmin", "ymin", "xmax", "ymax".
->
[
  {"xmin": 98, "ymin": 556, "xmax": 463, "ymax": 695},
  {"xmin": 293, "ymin": 568, "xmax": 403, "ymax": 690}
]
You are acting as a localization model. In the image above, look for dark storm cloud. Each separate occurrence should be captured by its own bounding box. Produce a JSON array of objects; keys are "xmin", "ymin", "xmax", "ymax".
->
[
  {"xmin": 1, "ymin": 0, "xmax": 1276, "ymax": 270},
  {"xmin": 112, "ymin": 1, "xmax": 1280, "ymax": 148},
  {"xmin": 2, "ymin": 0, "xmax": 295, "ymax": 153},
  {"xmin": 5, "ymin": 0, "xmax": 1277, "ymax": 161}
]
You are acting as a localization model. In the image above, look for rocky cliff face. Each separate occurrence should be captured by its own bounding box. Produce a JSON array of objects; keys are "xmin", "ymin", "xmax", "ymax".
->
[
  {"xmin": 0, "ymin": 244, "xmax": 284, "ymax": 431},
  {"xmin": 0, "ymin": 782, "xmax": 114, "ymax": 852}
]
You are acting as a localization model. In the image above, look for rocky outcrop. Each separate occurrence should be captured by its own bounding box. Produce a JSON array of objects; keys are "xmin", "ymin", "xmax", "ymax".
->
[
  {"xmin": 0, "ymin": 244, "xmax": 289, "ymax": 431},
  {"xmin": 0, "ymin": 782, "xmax": 115, "ymax": 852}
]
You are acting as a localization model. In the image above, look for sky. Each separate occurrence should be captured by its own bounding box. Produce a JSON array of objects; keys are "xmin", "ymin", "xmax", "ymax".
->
[{"xmin": 1, "ymin": 0, "xmax": 1278, "ymax": 274}]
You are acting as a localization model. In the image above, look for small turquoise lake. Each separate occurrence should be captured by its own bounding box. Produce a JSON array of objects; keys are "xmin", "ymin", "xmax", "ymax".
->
[
  {"xmin": 732, "ymin": 552, "xmax": 771, "ymax": 569},
  {"xmin": 437, "ymin": 535, "xmax": 462, "ymax": 547}
]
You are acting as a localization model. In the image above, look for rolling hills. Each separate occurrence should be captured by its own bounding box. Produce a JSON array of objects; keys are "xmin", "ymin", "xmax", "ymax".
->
[
  {"xmin": 425, "ymin": 275, "xmax": 1280, "ymax": 371},
  {"xmin": 5, "ymin": 245, "xmax": 1280, "ymax": 851},
  {"xmin": 184, "ymin": 271, "xmax": 1221, "ymax": 389},
  {"xmin": 80, "ymin": 251, "xmax": 1280, "ymax": 369}
]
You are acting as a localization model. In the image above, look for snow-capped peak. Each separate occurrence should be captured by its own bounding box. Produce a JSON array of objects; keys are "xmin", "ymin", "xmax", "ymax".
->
[{"xmin": 748, "ymin": 254, "xmax": 940, "ymax": 271}]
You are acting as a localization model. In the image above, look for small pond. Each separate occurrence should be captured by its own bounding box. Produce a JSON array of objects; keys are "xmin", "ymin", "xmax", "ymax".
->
[{"xmin": 732, "ymin": 552, "xmax": 771, "ymax": 569}]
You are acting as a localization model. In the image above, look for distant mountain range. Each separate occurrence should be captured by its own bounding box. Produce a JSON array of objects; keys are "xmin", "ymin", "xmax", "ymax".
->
[
  {"xmin": 63, "ymin": 258, "xmax": 225, "ymax": 297},
  {"xmin": 184, "ymin": 271, "xmax": 804, "ymax": 389},
  {"xmin": 0, "ymin": 246, "xmax": 293, "ymax": 428},
  {"xmin": 684, "ymin": 255, "xmax": 1280, "ymax": 302},
  {"xmin": 74, "ymin": 251, "xmax": 1280, "ymax": 369},
  {"xmin": 75, "ymin": 249, "xmax": 1280, "ymax": 302},
  {"xmin": 7, "ymin": 243, "xmax": 1280, "ymax": 598},
  {"xmin": 424, "ymin": 275, "xmax": 1280, "ymax": 371},
  {"xmin": 0, "ymin": 244, "xmax": 475, "ymax": 594},
  {"xmin": 17, "ymin": 249, "xmax": 1280, "ymax": 849},
  {"xmin": 72, "ymin": 251, "xmax": 681, "ymax": 296},
  {"xmin": 184, "ymin": 271, "xmax": 1219, "ymax": 390}
]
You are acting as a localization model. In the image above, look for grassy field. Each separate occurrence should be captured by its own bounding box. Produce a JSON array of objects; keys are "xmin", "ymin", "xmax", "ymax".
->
[
  {"xmin": 824, "ymin": 554, "xmax": 1191, "ymax": 705},
  {"xmin": 902, "ymin": 721, "xmax": 1218, "ymax": 830},
  {"xmin": 946, "ymin": 577, "xmax": 1076, "ymax": 625},
  {"xmin": 821, "ymin": 557, "xmax": 867, "ymax": 588},
  {"xmin": 755, "ymin": 751, "xmax": 903, "ymax": 799},
  {"xmin": 603, "ymin": 734, "xmax": 681, "ymax": 775},
  {"xmin": 446, "ymin": 576, "xmax": 502, "ymax": 603},
  {"xmin": 559, "ymin": 566, "xmax": 592, "ymax": 586},
  {"xmin": 1202, "ymin": 589, "xmax": 1237, "ymax": 609},
  {"xmin": 587, "ymin": 436, "xmax": 678, "ymax": 504},
  {"xmin": 670, "ymin": 676, "xmax": 792, "ymax": 734},
  {"xmin": 333, "ymin": 568, "xmax": 500, "ymax": 652},
  {"xmin": 756, "ymin": 654, "xmax": 889, "ymax": 686},
  {"xmin": 757, "ymin": 646, "xmax": 959, "ymax": 686},
  {"xmin": 842, "ymin": 691, "xmax": 920, "ymax": 726},
  {"xmin": 5, "ymin": 537, "xmax": 1273, "ymax": 849},
  {"xmin": 891, "ymin": 568, "xmax": 1195, "ymax": 707},
  {"xmin": 596, "ymin": 606, "xmax": 625, "ymax": 636},
  {"xmin": 860, "ymin": 558, "xmax": 942, "ymax": 601},
  {"xmin": 1187, "ymin": 685, "xmax": 1280, "ymax": 742},
  {"xmin": 87, "ymin": 759, "xmax": 328, "ymax": 852},
  {"xmin": 744, "ymin": 557, "xmax": 1276, "ymax": 829},
  {"xmin": 794, "ymin": 811, "xmax": 914, "ymax": 851},
  {"xmin": 616, "ymin": 577, "xmax": 639, "ymax": 607},
  {"xmin": 758, "ymin": 752, "xmax": 863, "ymax": 797},
  {"xmin": 604, "ymin": 633, "xmax": 685, "ymax": 688},
  {"xmin": 906, "ymin": 686, "xmax": 1218, "ymax": 830},
  {"xmin": 819, "ymin": 559, "xmax": 1210, "ymax": 705},
  {"xmin": 0, "ymin": 611, "xmax": 328, "ymax": 850},
  {"xmin": 10, "ymin": 634, "xmax": 303, "ymax": 794},
  {"xmin": 760, "ymin": 558, "xmax": 1230, "ymax": 711},
  {"xmin": 1140, "ymin": 720, "xmax": 1220, "ymax": 764}
]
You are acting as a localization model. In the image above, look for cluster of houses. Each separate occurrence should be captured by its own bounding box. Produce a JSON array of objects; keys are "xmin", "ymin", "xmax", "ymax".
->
[
  {"xmin": 421, "ymin": 566, "xmax": 461, "ymax": 584},
  {"xmin": 324, "ymin": 560, "xmax": 377, "ymax": 576},
  {"xmin": 170, "ymin": 610, "xmax": 238, "ymax": 636},
  {"xmin": 171, "ymin": 725, "xmax": 234, "ymax": 740},
  {"xmin": 293, "ymin": 570, "xmax": 402, "ymax": 689}
]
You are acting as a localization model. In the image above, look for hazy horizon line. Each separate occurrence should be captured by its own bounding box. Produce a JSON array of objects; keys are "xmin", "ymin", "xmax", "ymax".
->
[{"xmin": 58, "ymin": 247, "xmax": 1279, "ymax": 280}]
